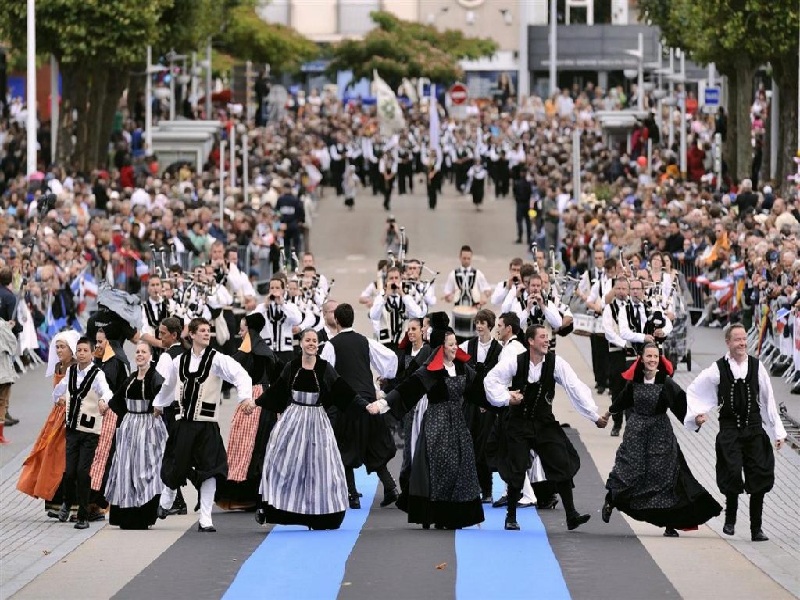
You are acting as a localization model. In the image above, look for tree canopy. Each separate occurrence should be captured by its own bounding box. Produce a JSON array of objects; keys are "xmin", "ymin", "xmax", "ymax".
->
[{"xmin": 327, "ymin": 10, "xmax": 498, "ymax": 89}]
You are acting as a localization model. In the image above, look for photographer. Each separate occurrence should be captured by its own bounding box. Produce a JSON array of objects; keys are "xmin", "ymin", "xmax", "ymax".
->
[
  {"xmin": 253, "ymin": 276, "xmax": 303, "ymax": 366},
  {"xmin": 491, "ymin": 258, "xmax": 524, "ymax": 305},
  {"xmin": 384, "ymin": 217, "xmax": 407, "ymax": 258}
]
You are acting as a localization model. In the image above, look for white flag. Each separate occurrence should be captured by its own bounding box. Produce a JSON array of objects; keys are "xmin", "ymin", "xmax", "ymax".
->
[
  {"xmin": 429, "ymin": 84, "xmax": 440, "ymax": 149},
  {"xmin": 374, "ymin": 71, "xmax": 406, "ymax": 137}
]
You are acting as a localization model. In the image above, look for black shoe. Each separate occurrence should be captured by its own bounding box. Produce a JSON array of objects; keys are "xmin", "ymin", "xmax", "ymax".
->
[
  {"xmin": 87, "ymin": 511, "xmax": 106, "ymax": 522},
  {"xmin": 255, "ymin": 509, "xmax": 266, "ymax": 525},
  {"xmin": 514, "ymin": 239, "xmax": 523, "ymax": 245},
  {"xmin": 197, "ymin": 524, "xmax": 217, "ymax": 532},
  {"xmin": 663, "ymin": 528, "xmax": 679, "ymax": 537},
  {"xmin": 157, "ymin": 505, "xmax": 169, "ymax": 520},
  {"xmin": 518, "ymin": 500, "xmax": 535, "ymax": 509},
  {"xmin": 481, "ymin": 492, "xmax": 493, "ymax": 504},
  {"xmin": 610, "ymin": 426, "xmax": 621, "ymax": 437},
  {"xmin": 601, "ymin": 500, "xmax": 613, "ymax": 523},
  {"xmin": 567, "ymin": 513, "xmax": 591, "ymax": 531},
  {"xmin": 751, "ymin": 529, "xmax": 769, "ymax": 542},
  {"xmin": 504, "ymin": 519, "xmax": 521, "ymax": 531},
  {"xmin": 380, "ymin": 487, "xmax": 399, "ymax": 507},
  {"xmin": 537, "ymin": 496, "xmax": 559, "ymax": 510},
  {"xmin": 492, "ymin": 494, "xmax": 508, "ymax": 508},
  {"xmin": 47, "ymin": 509, "xmax": 62, "ymax": 520},
  {"xmin": 348, "ymin": 494, "xmax": 361, "ymax": 509},
  {"xmin": 4, "ymin": 414, "xmax": 19, "ymax": 426},
  {"xmin": 74, "ymin": 520, "xmax": 89, "ymax": 530},
  {"xmin": 170, "ymin": 503, "xmax": 188, "ymax": 516},
  {"xmin": 722, "ymin": 523, "xmax": 735, "ymax": 536},
  {"xmin": 596, "ymin": 386, "xmax": 606, "ymax": 395},
  {"xmin": 422, "ymin": 523, "xmax": 431, "ymax": 530},
  {"xmin": 57, "ymin": 503, "xmax": 69, "ymax": 523}
]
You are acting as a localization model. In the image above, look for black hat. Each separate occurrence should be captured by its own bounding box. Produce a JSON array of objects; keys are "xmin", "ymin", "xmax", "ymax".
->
[{"xmin": 245, "ymin": 312, "xmax": 266, "ymax": 333}]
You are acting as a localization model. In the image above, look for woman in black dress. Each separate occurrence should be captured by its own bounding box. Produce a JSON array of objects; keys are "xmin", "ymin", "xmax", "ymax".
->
[
  {"xmin": 600, "ymin": 343, "xmax": 721, "ymax": 536},
  {"xmin": 377, "ymin": 329, "xmax": 484, "ymax": 530}
]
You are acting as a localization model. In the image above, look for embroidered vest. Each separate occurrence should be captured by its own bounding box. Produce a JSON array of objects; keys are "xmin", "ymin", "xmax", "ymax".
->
[
  {"xmin": 65, "ymin": 365, "xmax": 103, "ymax": 435},
  {"xmin": 716, "ymin": 356, "xmax": 761, "ymax": 429},
  {"xmin": 509, "ymin": 352, "xmax": 557, "ymax": 422},
  {"xmin": 175, "ymin": 348, "xmax": 223, "ymax": 422}
]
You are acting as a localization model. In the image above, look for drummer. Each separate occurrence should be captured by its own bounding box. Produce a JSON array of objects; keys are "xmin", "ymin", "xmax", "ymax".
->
[
  {"xmin": 584, "ymin": 257, "xmax": 618, "ymax": 395},
  {"xmin": 443, "ymin": 245, "xmax": 492, "ymax": 308}
]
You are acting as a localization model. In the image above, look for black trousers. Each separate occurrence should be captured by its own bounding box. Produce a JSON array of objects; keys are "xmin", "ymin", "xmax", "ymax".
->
[
  {"xmin": 716, "ymin": 424, "xmax": 775, "ymax": 496},
  {"xmin": 608, "ymin": 351, "xmax": 634, "ymax": 428},
  {"xmin": 515, "ymin": 202, "xmax": 531, "ymax": 243},
  {"xmin": 398, "ymin": 161, "xmax": 413, "ymax": 194},
  {"xmin": 590, "ymin": 334, "xmax": 610, "ymax": 388},
  {"xmin": 427, "ymin": 173, "xmax": 440, "ymax": 209},
  {"xmin": 64, "ymin": 429, "xmax": 99, "ymax": 520}
]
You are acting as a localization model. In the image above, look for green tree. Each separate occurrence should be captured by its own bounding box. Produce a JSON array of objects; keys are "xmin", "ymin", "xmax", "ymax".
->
[
  {"xmin": 327, "ymin": 10, "xmax": 498, "ymax": 89},
  {"xmin": 221, "ymin": 5, "xmax": 318, "ymax": 74},
  {"xmin": 638, "ymin": 0, "xmax": 799, "ymax": 188}
]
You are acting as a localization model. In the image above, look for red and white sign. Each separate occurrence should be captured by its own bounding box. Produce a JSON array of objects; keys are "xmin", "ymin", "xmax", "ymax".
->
[{"xmin": 449, "ymin": 83, "xmax": 469, "ymax": 106}]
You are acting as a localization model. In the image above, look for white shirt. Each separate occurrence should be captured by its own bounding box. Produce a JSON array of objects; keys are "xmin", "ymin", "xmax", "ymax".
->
[
  {"xmin": 153, "ymin": 347, "xmax": 253, "ymax": 408},
  {"xmin": 483, "ymin": 354, "xmax": 600, "ymax": 422},
  {"xmin": 618, "ymin": 301, "xmax": 673, "ymax": 344},
  {"xmin": 53, "ymin": 363, "xmax": 113, "ymax": 403},
  {"xmin": 499, "ymin": 338, "xmax": 527, "ymax": 362},
  {"xmin": 320, "ymin": 328, "xmax": 398, "ymax": 379},
  {"xmin": 460, "ymin": 338, "xmax": 493, "ymax": 363},
  {"xmin": 443, "ymin": 267, "xmax": 491, "ymax": 302},
  {"xmin": 368, "ymin": 292, "xmax": 426, "ymax": 322},
  {"xmin": 603, "ymin": 300, "xmax": 628, "ymax": 350},
  {"xmin": 684, "ymin": 353, "xmax": 787, "ymax": 441}
]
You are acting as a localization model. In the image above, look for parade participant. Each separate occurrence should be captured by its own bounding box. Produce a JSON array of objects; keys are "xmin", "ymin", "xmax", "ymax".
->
[
  {"xmin": 491, "ymin": 258, "xmax": 524, "ymax": 306},
  {"xmin": 154, "ymin": 316, "xmax": 189, "ymax": 515},
  {"xmin": 216, "ymin": 313, "xmax": 279, "ymax": 511},
  {"xmin": 371, "ymin": 329, "xmax": 485, "ymax": 530},
  {"xmin": 600, "ymin": 343, "xmax": 722, "ymax": 537},
  {"xmin": 139, "ymin": 276, "xmax": 170, "ymax": 359},
  {"xmin": 301, "ymin": 252, "xmax": 330, "ymax": 295},
  {"xmin": 443, "ymin": 245, "xmax": 492, "ymax": 307},
  {"xmin": 380, "ymin": 151, "xmax": 398, "ymax": 211},
  {"xmin": 153, "ymin": 318, "xmax": 252, "ymax": 533},
  {"xmin": 0, "ymin": 267, "xmax": 22, "ymax": 433},
  {"xmin": 248, "ymin": 328, "xmax": 371, "ymax": 530},
  {"xmin": 603, "ymin": 277, "xmax": 635, "ymax": 436},
  {"xmin": 484, "ymin": 325, "xmax": 606, "ymax": 531},
  {"xmin": 255, "ymin": 277, "xmax": 304, "ymax": 366},
  {"xmin": 424, "ymin": 142, "xmax": 443, "ymax": 210},
  {"xmin": 276, "ymin": 181, "xmax": 305, "ymax": 270},
  {"xmin": 18, "ymin": 331, "xmax": 80, "ymax": 517},
  {"xmin": 52, "ymin": 337, "xmax": 114, "ymax": 530},
  {"xmin": 342, "ymin": 163, "xmax": 361, "ymax": 210},
  {"xmin": 104, "ymin": 342, "xmax": 168, "ymax": 529},
  {"xmin": 321, "ymin": 303, "xmax": 399, "ymax": 509},
  {"xmin": 579, "ymin": 252, "xmax": 616, "ymax": 395},
  {"xmin": 369, "ymin": 266, "xmax": 426, "ymax": 351},
  {"xmin": 685, "ymin": 323, "xmax": 786, "ymax": 542},
  {"xmin": 466, "ymin": 158, "xmax": 487, "ymax": 211},
  {"xmin": 403, "ymin": 259, "xmax": 436, "ymax": 315},
  {"xmin": 359, "ymin": 260, "xmax": 389, "ymax": 309},
  {"xmin": 460, "ymin": 309, "xmax": 503, "ymax": 503}
]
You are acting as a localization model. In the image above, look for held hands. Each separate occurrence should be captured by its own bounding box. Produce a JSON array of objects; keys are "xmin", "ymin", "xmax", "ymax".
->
[
  {"xmin": 776, "ymin": 438, "xmax": 785, "ymax": 450},
  {"xmin": 508, "ymin": 390, "xmax": 524, "ymax": 406},
  {"xmin": 153, "ymin": 408, "xmax": 162, "ymax": 418},
  {"xmin": 57, "ymin": 396, "xmax": 66, "ymax": 407},
  {"xmin": 695, "ymin": 414, "xmax": 708, "ymax": 427},
  {"xmin": 98, "ymin": 400, "xmax": 108, "ymax": 416},
  {"xmin": 241, "ymin": 399, "xmax": 257, "ymax": 415},
  {"xmin": 366, "ymin": 402, "xmax": 382, "ymax": 415},
  {"xmin": 595, "ymin": 412, "xmax": 610, "ymax": 428}
]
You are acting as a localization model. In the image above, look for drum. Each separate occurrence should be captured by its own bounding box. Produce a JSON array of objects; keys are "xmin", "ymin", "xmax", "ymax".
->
[
  {"xmin": 452, "ymin": 306, "xmax": 478, "ymax": 340},
  {"xmin": 573, "ymin": 313, "xmax": 603, "ymax": 337}
]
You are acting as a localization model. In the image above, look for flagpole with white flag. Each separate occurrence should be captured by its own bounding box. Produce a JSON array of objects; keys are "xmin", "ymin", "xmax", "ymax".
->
[
  {"xmin": 429, "ymin": 84, "xmax": 440, "ymax": 149},
  {"xmin": 374, "ymin": 71, "xmax": 406, "ymax": 137}
]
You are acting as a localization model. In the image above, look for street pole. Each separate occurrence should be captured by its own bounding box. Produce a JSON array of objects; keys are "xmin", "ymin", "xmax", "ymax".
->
[
  {"xmin": 242, "ymin": 133, "xmax": 249, "ymax": 208},
  {"xmin": 230, "ymin": 123, "xmax": 236, "ymax": 189},
  {"xmin": 518, "ymin": 0, "xmax": 529, "ymax": 106},
  {"xmin": 668, "ymin": 49, "xmax": 675, "ymax": 150},
  {"xmin": 169, "ymin": 55, "xmax": 175, "ymax": 121},
  {"xmin": 26, "ymin": 0, "xmax": 37, "ymax": 176},
  {"xmin": 572, "ymin": 127, "xmax": 580, "ymax": 202},
  {"xmin": 647, "ymin": 138, "xmax": 653, "ymax": 178},
  {"xmin": 145, "ymin": 45, "xmax": 153, "ymax": 153},
  {"xmin": 679, "ymin": 51, "xmax": 687, "ymax": 178},
  {"xmin": 50, "ymin": 55, "xmax": 58, "ymax": 165},
  {"xmin": 771, "ymin": 79, "xmax": 779, "ymax": 180},
  {"xmin": 205, "ymin": 40, "xmax": 213, "ymax": 120},
  {"xmin": 549, "ymin": 0, "xmax": 557, "ymax": 96},
  {"xmin": 219, "ymin": 140, "xmax": 226, "ymax": 229},
  {"xmin": 191, "ymin": 52, "xmax": 197, "ymax": 113},
  {"xmin": 637, "ymin": 32, "xmax": 644, "ymax": 112}
]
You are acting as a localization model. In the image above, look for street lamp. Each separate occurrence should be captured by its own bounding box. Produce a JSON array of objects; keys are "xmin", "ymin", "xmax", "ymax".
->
[
  {"xmin": 166, "ymin": 50, "xmax": 187, "ymax": 121},
  {"xmin": 145, "ymin": 45, "xmax": 168, "ymax": 154},
  {"xmin": 624, "ymin": 32, "xmax": 644, "ymax": 112},
  {"xmin": 26, "ymin": 0, "xmax": 36, "ymax": 176},
  {"xmin": 667, "ymin": 49, "xmax": 687, "ymax": 177}
]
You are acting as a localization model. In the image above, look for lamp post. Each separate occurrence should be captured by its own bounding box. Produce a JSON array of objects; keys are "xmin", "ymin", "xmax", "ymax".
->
[
  {"xmin": 219, "ymin": 140, "xmax": 226, "ymax": 229},
  {"xmin": 518, "ymin": 0, "xmax": 530, "ymax": 105},
  {"xmin": 205, "ymin": 40, "xmax": 213, "ymax": 119},
  {"xmin": 26, "ymin": 0, "xmax": 37, "ymax": 176},
  {"xmin": 549, "ymin": 0, "xmax": 557, "ymax": 96},
  {"xmin": 145, "ymin": 47, "xmax": 168, "ymax": 154},
  {"xmin": 166, "ymin": 50, "xmax": 187, "ymax": 121},
  {"xmin": 242, "ymin": 129, "xmax": 249, "ymax": 208},
  {"xmin": 50, "ymin": 55, "xmax": 58, "ymax": 164},
  {"xmin": 624, "ymin": 33, "xmax": 644, "ymax": 112},
  {"xmin": 668, "ymin": 49, "xmax": 688, "ymax": 177}
]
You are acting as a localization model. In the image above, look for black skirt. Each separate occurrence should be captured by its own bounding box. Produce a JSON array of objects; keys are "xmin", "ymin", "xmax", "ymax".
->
[
  {"xmin": 328, "ymin": 406, "xmax": 396, "ymax": 472},
  {"xmin": 161, "ymin": 421, "xmax": 228, "ymax": 489},
  {"xmin": 109, "ymin": 496, "xmax": 160, "ymax": 530},
  {"xmin": 260, "ymin": 504, "xmax": 345, "ymax": 531}
]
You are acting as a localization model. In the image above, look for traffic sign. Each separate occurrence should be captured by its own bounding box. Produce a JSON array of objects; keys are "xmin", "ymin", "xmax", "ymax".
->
[
  {"xmin": 450, "ymin": 83, "xmax": 468, "ymax": 106},
  {"xmin": 704, "ymin": 86, "xmax": 721, "ymax": 107}
]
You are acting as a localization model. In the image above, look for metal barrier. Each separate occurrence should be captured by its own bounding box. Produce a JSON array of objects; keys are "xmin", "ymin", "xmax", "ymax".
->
[{"xmin": 676, "ymin": 259, "xmax": 705, "ymax": 309}]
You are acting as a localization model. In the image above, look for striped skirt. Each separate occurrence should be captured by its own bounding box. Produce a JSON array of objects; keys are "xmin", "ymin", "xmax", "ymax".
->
[
  {"xmin": 260, "ymin": 404, "xmax": 348, "ymax": 516},
  {"xmin": 105, "ymin": 413, "xmax": 168, "ymax": 509}
]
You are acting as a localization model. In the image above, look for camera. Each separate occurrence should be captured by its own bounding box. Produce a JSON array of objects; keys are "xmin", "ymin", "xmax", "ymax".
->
[
  {"xmin": 390, "ymin": 283, "xmax": 400, "ymax": 291},
  {"xmin": 512, "ymin": 276, "xmax": 520, "ymax": 284},
  {"xmin": 269, "ymin": 294, "xmax": 277, "ymax": 302}
]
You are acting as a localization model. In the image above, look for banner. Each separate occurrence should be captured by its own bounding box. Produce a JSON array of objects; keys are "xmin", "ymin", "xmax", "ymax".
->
[
  {"xmin": 429, "ymin": 84, "xmax": 440, "ymax": 149},
  {"xmin": 374, "ymin": 71, "xmax": 406, "ymax": 137}
]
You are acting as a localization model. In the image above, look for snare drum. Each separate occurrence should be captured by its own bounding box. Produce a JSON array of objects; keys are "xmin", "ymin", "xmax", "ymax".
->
[
  {"xmin": 452, "ymin": 306, "xmax": 478, "ymax": 340},
  {"xmin": 573, "ymin": 313, "xmax": 603, "ymax": 337}
]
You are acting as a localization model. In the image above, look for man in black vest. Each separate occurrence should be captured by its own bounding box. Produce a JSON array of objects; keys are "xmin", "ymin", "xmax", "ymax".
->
[
  {"xmin": 602, "ymin": 277, "xmax": 634, "ymax": 437},
  {"xmin": 320, "ymin": 303, "xmax": 399, "ymax": 509},
  {"xmin": 484, "ymin": 325, "xmax": 607, "ymax": 531},
  {"xmin": 686, "ymin": 323, "xmax": 786, "ymax": 542},
  {"xmin": 459, "ymin": 309, "xmax": 503, "ymax": 503},
  {"xmin": 140, "ymin": 275, "xmax": 169, "ymax": 361},
  {"xmin": 155, "ymin": 316, "xmax": 190, "ymax": 515}
]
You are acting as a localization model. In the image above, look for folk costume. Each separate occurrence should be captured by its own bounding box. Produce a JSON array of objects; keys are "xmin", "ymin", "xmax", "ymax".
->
[
  {"xmin": 604, "ymin": 357, "xmax": 722, "ymax": 532},
  {"xmin": 105, "ymin": 366, "xmax": 168, "ymax": 529},
  {"xmin": 256, "ymin": 357, "xmax": 369, "ymax": 530}
]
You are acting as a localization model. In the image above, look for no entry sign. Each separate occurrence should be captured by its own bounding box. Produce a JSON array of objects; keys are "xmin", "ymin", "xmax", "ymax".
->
[{"xmin": 450, "ymin": 83, "xmax": 468, "ymax": 106}]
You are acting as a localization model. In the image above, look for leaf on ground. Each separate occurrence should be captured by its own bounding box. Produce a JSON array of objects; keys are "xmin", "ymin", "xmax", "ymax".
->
[
  {"xmin": 435, "ymin": 562, "xmax": 447, "ymax": 570},
  {"xmin": 42, "ymin": 550, "xmax": 51, "ymax": 556}
]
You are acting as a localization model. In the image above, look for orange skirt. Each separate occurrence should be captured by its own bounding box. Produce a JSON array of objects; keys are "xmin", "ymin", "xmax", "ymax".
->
[{"xmin": 17, "ymin": 405, "xmax": 66, "ymax": 500}]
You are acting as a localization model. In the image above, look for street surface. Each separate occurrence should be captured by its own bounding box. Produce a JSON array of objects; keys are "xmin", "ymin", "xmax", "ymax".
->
[{"xmin": 1, "ymin": 186, "xmax": 799, "ymax": 600}]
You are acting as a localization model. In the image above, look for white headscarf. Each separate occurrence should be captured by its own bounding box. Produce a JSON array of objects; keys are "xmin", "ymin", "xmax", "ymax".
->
[{"xmin": 46, "ymin": 330, "xmax": 81, "ymax": 378}]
